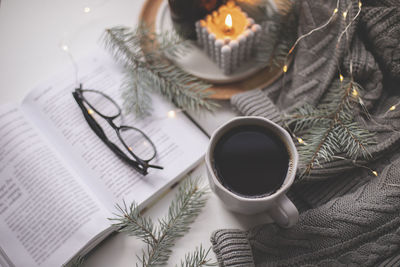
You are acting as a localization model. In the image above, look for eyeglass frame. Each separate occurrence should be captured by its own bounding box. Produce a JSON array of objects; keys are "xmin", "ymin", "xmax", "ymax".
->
[{"xmin": 72, "ymin": 84, "xmax": 163, "ymax": 175}]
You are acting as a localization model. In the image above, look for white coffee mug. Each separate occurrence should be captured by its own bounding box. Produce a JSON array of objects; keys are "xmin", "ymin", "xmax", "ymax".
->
[{"xmin": 205, "ymin": 116, "xmax": 299, "ymax": 228}]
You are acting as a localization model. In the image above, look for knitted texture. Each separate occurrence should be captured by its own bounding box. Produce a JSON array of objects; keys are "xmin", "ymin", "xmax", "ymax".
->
[
  {"xmin": 212, "ymin": 154, "xmax": 400, "ymax": 267},
  {"xmin": 212, "ymin": 0, "xmax": 400, "ymax": 266}
]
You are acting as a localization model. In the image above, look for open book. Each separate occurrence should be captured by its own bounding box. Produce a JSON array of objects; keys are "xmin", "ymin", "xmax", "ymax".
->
[{"xmin": 0, "ymin": 53, "xmax": 209, "ymax": 267}]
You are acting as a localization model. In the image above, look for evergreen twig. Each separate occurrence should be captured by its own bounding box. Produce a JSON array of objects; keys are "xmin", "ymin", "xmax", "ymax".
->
[
  {"xmin": 177, "ymin": 245, "xmax": 217, "ymax": 267},
  {"xmin": 110, "ymin": 177, "xmax": 209, "ymax": 266},
  {"xmin": 102, "ymin": 26, "xmax": 218, "ymax": 116},
  {"xmin": 285, "ymin": 79, "xmax": 376, "ymax": 177},
  {"xmin": 110, "ymin": 200, "xmax": 157, "ymax": 246},
  {"xmin": 144, "ymin": 178, "xmax": 209, "ymax": 266}
]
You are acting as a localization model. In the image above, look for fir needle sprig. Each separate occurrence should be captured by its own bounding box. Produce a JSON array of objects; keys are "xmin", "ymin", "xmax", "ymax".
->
[
  {"xmin": 103, "ymin": 26, "xmax": 218, "ymax": 117},
  {"xmin": 286, "ymin": 79, "xmax": 376, "ymax": 177},
  {"xmin": 110, "ymin": 177, "xmax": 210, "ymax": 266},
  {"xmin": 177, "ymin": 245, "xmax": 217, "ymax": 267}
]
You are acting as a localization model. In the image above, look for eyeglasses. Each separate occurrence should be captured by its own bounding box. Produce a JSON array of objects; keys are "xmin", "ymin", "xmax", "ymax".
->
[{"xmin": 72, "ymin": 84, "xmax": 163, "ymax": 175}]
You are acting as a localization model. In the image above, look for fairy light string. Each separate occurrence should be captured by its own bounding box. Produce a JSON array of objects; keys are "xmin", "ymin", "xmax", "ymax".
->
[
  {"xmin": 282, "ymin": 0, "xmax": 341, "ymax": 74},
  {"xmin": 279, "ymin": 0, "xmax": 382, "ymax": 176}
]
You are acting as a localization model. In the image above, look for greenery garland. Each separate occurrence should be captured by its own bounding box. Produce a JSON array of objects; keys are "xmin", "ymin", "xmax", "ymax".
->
[
  {"xmin": 68, "ymin": 177, "xmax": 215, "ymax": 267},
  {"xmin": 102, "ymin": 25, "xmax": 219, "ymax": 117}
]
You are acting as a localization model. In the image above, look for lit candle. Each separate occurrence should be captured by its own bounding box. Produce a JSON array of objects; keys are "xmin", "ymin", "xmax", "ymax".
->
[
  {"xmin": 196, "ymin": 1, "xmax": 261, "ymax": 74},
  {"xmin": 238, "ymin": 34, "xmax": 246, "ymax": 63},
  {"xmin": 224, "ymin": 14, "xmax": 234, "ymax": 35},
  {"xmin": 229, "ymin": 40, "xmax": 239, "ymax": 68},
  {"xmin": 245, "ymin": 29, "xmax": 254, "ymax": 60},
  {"xmin": 208, "ymin": 33, "xmax": 216, "ymax": 58},
  {"xmin": 221, "ymin": 45, "xmax": 232, "ymax": 74},
  {"xmin": 215, "ymin": 39, "xmax": 224, "ymax": 65}
]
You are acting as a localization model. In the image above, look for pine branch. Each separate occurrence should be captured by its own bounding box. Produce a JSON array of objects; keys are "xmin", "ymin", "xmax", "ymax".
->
[
  {"xmin": 121, "ymin": 69, "xmax": 153, "ymax": 117},
  {"xmin": 143, "ymin": 178, "xmax": 209, "ymax": 266},
  {"xmin": 102, "ymin": 26, "xmax": 218, "ymax": 116},
  {"xmin": 177, "ymin": 245, "xmax": 217, "ymax": 267},
  {"xmin": 286, "ymin": 80, "xmax": 376, "ymax": 177},
  {"xmin": 109, "ymin": 177, "xmax": 209, "ymax": 267},
  {"xmin": 109, "ymin": 200, "xmax": 157, "ymax": 246}
]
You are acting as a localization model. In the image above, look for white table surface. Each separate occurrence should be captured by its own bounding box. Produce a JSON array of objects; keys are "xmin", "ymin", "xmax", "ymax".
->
[{"xmin": 0, "ymin": 1, "xmax": 271, "ymax": 265}]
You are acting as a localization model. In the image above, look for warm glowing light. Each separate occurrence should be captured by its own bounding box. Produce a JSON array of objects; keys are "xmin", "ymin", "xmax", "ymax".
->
[
  {"xmin": 167, "ymin": 110, "xmax": 176, "ymax": 118},
  {"xmin": 340, "ymin": 74, "xmax": 344, "ymax": 82},
  {"xmin": 358, "ymin": 1, "xmax": 362, "ymax": 8},
  {"xmin": 61, "ymin": 45, "xmax": 69, "ymax": 51},
  {"xmin": 372, "ymin": 170, "xmax": 378, "ymax": 176},
  {"xmin": 389, "ymin": 105, "xmax": 396, "ymax": 111},
  {"xmin": 128, "ymin": 147, "xmax": 133, "ymax": 151},
  {"xmin": 343, "ymin": 11, "xmax": 348, "ymax": 19},
  {"xmin": 87, "ymin": 109, "xmax": 94, "ymax": 115},
  {"xmin": 225, "ymin": 14, "xmax": 233, "ymax": 29},
  {"xmin": 283, "ymin": 65, "xmax": 288, "ymax": 73},
  {"xmin": 84, "ymin": 7, "xmax": 91, "ymax": 13},
  {"xmin": 333, "ymin": 8, "xmax": 338, "ymax": 14},
  {"xmin": 297, "ymin": 137, "xmax": 304, "ymax": 144},
  {"xmin": 142, "ymin": 141, "xmax": 149, "ymax": 147},
  {"xmin": 352, "ymin": 89, "xmax": 358, "ymax": 97}
]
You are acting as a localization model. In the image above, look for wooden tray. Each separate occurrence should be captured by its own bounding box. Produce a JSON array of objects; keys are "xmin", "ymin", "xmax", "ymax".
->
[{"xmin": 139, "ymin": 0, "xmax": 285, "ymax": 100}]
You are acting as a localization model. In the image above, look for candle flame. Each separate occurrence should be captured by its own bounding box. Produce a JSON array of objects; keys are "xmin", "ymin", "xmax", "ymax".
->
[{"xmin": 225, "ymin": 14, "xmax": 233, "ymax": 29}]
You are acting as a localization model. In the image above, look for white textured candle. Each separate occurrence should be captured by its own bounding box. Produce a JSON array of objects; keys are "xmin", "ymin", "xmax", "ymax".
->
[
  {"xmin": 245, "ymin": 29, "xmax": 254, "ymax": 59},
  {"xmin": 208, "ymin": 33, "xmax": 216, "ymax": 58},
  {"xmin": 252, "ymin": 24, "xmax": 262, "ymax": 46},
  {"xmin": 238, "ymin": 34, "xmax": 246, "ymax": 62},
  {"xmin": 215, "ymin": 39, "xmax": 224, "ymax": 66},
  {"xmin": 202, "ymin": 27, "xmax": 209, "ymax": 55},
  {"xmin": 195, "ymin": 21, "xmax": 202, "ymax": 47},
  {"xmin": 195, "ymin": 2, "xmax": 262, "ymax": 75},
  {"xmin": 221, "ymin": 45, "xmax": 232, "ymax": 74},
  {"xmin": 229, "ymin": 40, "xmax": 239, "ymax": 69}
]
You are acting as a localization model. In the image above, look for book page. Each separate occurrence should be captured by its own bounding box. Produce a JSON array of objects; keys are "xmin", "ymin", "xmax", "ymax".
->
[
  {"xmin": 0, "ymin": 104, "xmax": 110, "ymax": 267},
  {"xmin": 22, "ymin": 53, "xmax": 209, "ymax": 211}
]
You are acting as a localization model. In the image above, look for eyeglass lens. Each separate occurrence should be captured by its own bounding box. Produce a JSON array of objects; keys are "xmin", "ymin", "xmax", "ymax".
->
[
  {"xmin": 80, "ymin": 89, "xmax": 157, "ymax": 164},
  {"xmin": 119, "ymin": 127, "xmax": 156, "ymax": 161},
  {"xmin": 82, "ymin": 90, "xmax": 120, "ymax": 118}
]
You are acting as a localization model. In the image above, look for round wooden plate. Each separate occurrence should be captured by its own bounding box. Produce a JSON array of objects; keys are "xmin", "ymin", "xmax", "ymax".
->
[{"xmin": 139, "ymin": 0, "xmax": 285, "ymax": 100}]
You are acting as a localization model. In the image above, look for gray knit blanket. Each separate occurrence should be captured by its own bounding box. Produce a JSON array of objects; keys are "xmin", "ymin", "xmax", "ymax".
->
[{"xmin": 211, "ymin": 0, "xmax": 400, "ymax": 266}]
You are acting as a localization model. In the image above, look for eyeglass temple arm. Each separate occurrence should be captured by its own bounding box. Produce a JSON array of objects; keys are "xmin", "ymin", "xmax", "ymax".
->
[{"xmin": 73, "ymin": 92, "xmax": 151, "ymax": 174}]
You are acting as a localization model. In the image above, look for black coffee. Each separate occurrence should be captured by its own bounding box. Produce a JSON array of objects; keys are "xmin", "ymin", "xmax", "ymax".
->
[{"xmin": 213, "ymin": 125, "xmax": 289, "ymax": 197}]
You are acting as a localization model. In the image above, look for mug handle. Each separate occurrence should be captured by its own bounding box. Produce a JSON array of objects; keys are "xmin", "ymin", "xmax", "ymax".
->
[{"xmin": 269, "ymin": 195, "xmax": 299, "ymax": 228}]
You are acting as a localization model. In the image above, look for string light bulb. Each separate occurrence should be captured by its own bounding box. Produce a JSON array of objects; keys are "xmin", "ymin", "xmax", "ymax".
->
[
  {"xmin": 352, "ymin": 88, "xmax": 359, "ymax": 97},
  {"xmin": 339, "ymin": 74, "xmax": 344, "ymax": 82},
  {"xmin": 297, "ymin": 137, "xmax": 305, "ymax": 144},
  {"xmin": 358, "ymin": 1, "xmax": 362, "ymax": 8},
  {"xmin": 84, "ymin": 7, "xmax": 91, "ymax": 13},
  {"xmin": 372, "ymin": 170, "xmax": 378, "ymax": 177},
  {"xmin": 283, "ymin": 65, "xmax": 288, "ymax": 73},
  {"xmin": 87, "ymin": 109, "xmax": 94, "ymax": 115},
  {"xmin": 389, "ymin": 105, "xmax": 396, "ymax": 111},
  {"xmin": 333, "ymin": 8, "xmax": 338, "ymax": 14},
  {"xmin": 343, "ymin": 11, "xmax": 348, "ymax": 19},
  {"xmin": 167, "ymin": 110, "xmax": 177, "ymax": 118},
  {"xmin": 61, "ymin": 44, "xmax": 69, "ymax": 51}
]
